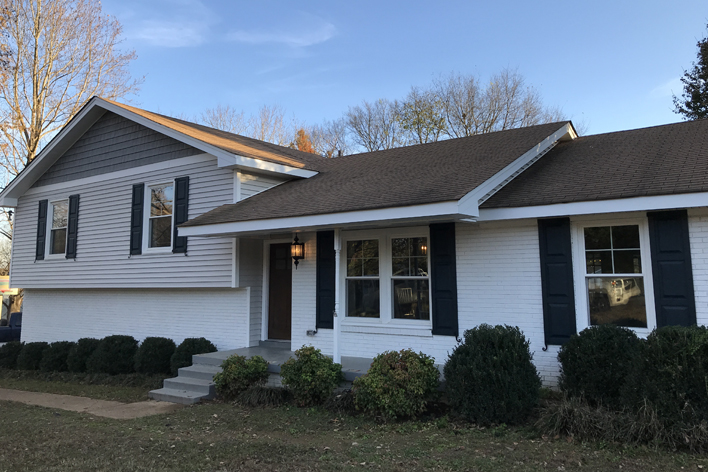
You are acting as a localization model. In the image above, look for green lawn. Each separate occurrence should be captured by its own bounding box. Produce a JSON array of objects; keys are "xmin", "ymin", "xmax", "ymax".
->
[{"xmin": 0, "ymin": 375, "xmax": 706, "ymax": 471}]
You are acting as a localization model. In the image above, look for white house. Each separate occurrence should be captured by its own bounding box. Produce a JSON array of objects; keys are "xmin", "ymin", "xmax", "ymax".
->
[{"xmin": 1, "ymin": 97, "xmax": 707, "ymax": 387}]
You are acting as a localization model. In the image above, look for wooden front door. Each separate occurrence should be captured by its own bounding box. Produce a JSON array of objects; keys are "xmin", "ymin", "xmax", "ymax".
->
[{"xmin": 268, "ymin": 243, "xmax": 292, "ymax": 340}]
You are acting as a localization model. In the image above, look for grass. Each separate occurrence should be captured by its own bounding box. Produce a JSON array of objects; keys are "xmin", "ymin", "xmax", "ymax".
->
[
  {"xmin": 0, "ymin": 369, "xmax": 167, "ymax": 402},
  {"xmin": 0, "ymin": 373, "xmax": 706, "ymax": 470}
]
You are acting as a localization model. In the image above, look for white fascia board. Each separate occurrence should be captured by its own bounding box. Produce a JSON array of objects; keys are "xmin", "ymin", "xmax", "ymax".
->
[
  {"xmin": 179, "ymin": 200, "xmax": 478, "ymax": 237},
  {"xmin": 96, "ymin": 99, "xmax": 317, "ymax": 179},
  {"xmin": 478, "ymin": 192, "xmax": 708, "ymax": 221},
  {"xmin": 0, "ymin": 99, "xmax": 107, "ymax": 207},
  {"xmin": 458, "ymin": 123, "xmax": 575, "ymax": 210},
  {"xmin": 216, "ymin": 154, "xmax": 316, "ymax": 178}
]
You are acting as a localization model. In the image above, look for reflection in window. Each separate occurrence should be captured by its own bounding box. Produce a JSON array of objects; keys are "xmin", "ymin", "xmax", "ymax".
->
[
  {"xmin": 50, "ymin": 200, "xmax": 68, "ymax": 255},
  {"xmin": 346, "ymin": 239, "xmax": 380, "ymax": 317},
  {"xmin": 584, "ymin": 225, "xmax": 646, "ymax": 328},
  {"xmin": 391, "ymin": 237, "xmax": 430, "ymax": 320},
  {"xmin": 149, "ymin": 183, "xmax": 173, "ymax": 248}
]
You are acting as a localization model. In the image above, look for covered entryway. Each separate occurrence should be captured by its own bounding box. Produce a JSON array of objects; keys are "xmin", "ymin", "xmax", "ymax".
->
[{"xmin": 268, "ymin": 243, "xmax": 292, "ymax": 340}]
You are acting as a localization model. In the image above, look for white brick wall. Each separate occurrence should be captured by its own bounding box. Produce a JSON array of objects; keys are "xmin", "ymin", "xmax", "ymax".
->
[
  {"xmin": 22, "ymin": 288, "xmax": 250, "ymax": 350},
  {"xmin": 688, "ymin": 213, "xmax": 708, "ymax": 325}
]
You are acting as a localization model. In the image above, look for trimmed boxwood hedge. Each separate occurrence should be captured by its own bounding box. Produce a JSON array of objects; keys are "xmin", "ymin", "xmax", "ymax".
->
[
  {"xmin": 170, "ymin": 338, "xmax": 217, "ymax": 375},
  {"xmin": 39, "ymin": 341, "xmax": 76, "ymax": 372},
  {"xmin": 16, "ymin": 342, "xmax": 49, "ymax": 371},
  {"xmin": 86, "ymin": 335, "xmax": 138, "ymax": 375},
  {"xmin": 67, "ymin": 338, "xmax": 101, "ymax": 373},
  {"xmin": 134, "ymin": 337, "xmax": 176, "ymax": 375},
  {"xmin": 0, "ymin": 341, "xmax": 23, "ymax": 369}
]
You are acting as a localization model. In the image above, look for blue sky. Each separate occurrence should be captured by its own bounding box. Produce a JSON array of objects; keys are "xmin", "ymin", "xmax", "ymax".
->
[{"xmin": 100, "ymin": 0, "xmax": 707, "ymax": 136}]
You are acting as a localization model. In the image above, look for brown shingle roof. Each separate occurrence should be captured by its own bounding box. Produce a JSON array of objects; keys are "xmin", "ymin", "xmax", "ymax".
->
[
  {"xmin": 182, "ymin": 122, "xmax": 569, "ymax": 227},
  {"xmin": 104, "ymin": 99, "xmax": 326, "ymax": 171},
  {"xmin": 482, "ymin": 119, "xmax": 708, "ymax": 209}
]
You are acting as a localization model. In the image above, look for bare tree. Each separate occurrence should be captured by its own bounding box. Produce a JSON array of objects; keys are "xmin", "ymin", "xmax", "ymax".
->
[
  {"xmin": 308, "ymin": 118, "xmax": 351, "ymax": 157},
  {"xmin": 200, "ymin": 104, "xmax": 248, "ymax": 135},
  {"xmin": 248, "ymin": 104, "xmax": 299, "ymax": 146},
  {"xmin": 345, "ymin": 99, "xmax": 406, "ymax": 152},
  {"xmin": 397, "ymin": 86, "xmax": 447, "ymax": 144},
  {"xmin": 0, "ymin": 0, "xmax": 141, "ymax": 238}
]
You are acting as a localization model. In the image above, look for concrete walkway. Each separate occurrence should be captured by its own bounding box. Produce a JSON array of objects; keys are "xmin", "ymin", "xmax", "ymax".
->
[{"xmin": 0, "ymin": 388, "xmax": 184, "ymax": 419}]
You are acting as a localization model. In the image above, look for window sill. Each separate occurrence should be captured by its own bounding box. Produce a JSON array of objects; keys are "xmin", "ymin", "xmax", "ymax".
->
[
  {"xmin": 44, "ymin": 254, "xmax": 67, "ymax": 260},
  {"xmin": 341, "ymin": 319, "xmax": 433, "ymax": 337},
  {"xmin": 141, "ymin": 247, "xmax": 173, "ymax": 255}
]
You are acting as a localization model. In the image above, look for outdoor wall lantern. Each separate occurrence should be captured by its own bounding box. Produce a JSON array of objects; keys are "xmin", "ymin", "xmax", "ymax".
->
[{"xmin": 291, "ymin": 235, "xmax": 305, "ymax": 269}]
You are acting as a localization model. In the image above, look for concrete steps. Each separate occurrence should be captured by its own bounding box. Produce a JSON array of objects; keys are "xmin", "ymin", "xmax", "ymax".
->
[{"xmin": 149, "ymin": 352, "xmax": 227, "ymax": 404}]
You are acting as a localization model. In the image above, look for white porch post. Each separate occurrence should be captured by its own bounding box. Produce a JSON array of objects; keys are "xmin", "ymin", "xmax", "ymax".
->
[{"xmin": 333, "ymin": 228, "xmax": 342, "ymax": 364}]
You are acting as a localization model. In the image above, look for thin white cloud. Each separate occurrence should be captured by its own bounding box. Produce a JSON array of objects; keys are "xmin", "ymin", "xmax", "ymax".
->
[
  {"xmin": 650, "ymin": 77, "xmax": 683, "ymax": 98},
  {"xmin": 227, "ymin": 22, "xmax": 336, "ymax": 48},
  {"xmin": 133, "ymin": 20, "xmax": 207, "ymax": 47}
]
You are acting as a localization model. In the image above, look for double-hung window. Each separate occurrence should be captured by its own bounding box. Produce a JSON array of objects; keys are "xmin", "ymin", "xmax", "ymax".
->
[
  {"xmin": 343, "ymin": 228, "xmax": 431, "ymax": 324},
  {"xmin": 49, "ymin": 200, "xmax": 68, "ymax": 255},
  {"xmin": 147, "ymin": 183, "xmax": 173, "ymax": 249},
  {"xmin": 573, "ymin": 218, "xmax": 656, "ymax": 332}
]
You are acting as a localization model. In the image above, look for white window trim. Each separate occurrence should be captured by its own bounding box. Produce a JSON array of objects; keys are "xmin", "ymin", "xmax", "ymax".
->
[
  {"xmin": 340, "ymin": 226, "xmax": 432, "ymax": 328},
  {"xmin": 571, "ymin": 216, "xmax": 657, "ymax": 336},
  {"xmin": 45, "ymin": 198, "xmax": 69, "ymax": 259},
  {"xmin": 142, "ymin": 180, "xmax": 175, "ymax": 254}
]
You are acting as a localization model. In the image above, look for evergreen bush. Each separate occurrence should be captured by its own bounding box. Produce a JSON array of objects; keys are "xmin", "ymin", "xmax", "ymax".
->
[
  {"xmin": 170, "ymin": 337, "xmax": 217, "ymax": 375},
  {"xmin": 558, "ymin": 325, "xmax": 641, "ymax": 409},
  {"xmin": 86, "ymin": 335, "xmax": 138, "ymax": 375},
  {"xmin": 0, "ymin": 341, "xmax": 23, "ymax": 369},
  {"xmin": 16, "ymin": 342, "xmax": 49, "ymax": 371},
  {"xmin": 353, "ymin": 349, "xmax": 439, "ymax": 419},
  {"xmin": 134, "ymin": 337, "xmax": 176, "ymax": 375},
  {"xmin": 622, "ymin": 325, "xmax": 708, "ymax": 422},
  {"xmin": 213, "ymin": 355, "xmax": 269, "ymax": 400},
  {"xmin": 443, "ymin": 324, "xmax": 541, "ymax": 425},
  {"xmin": 39, "ymin": 341, "xmax": 76, "ymax": 372},
  {"xmin": 280, "ymin": 346, "xmax": 343, "ymax": 406},
  {"xmin": 67, "ymin": 338, "xmax": 101, "ymax": 373}
]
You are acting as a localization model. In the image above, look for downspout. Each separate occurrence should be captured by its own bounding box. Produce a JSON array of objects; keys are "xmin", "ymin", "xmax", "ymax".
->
[{"xmin": 333, "ymin": 228, "xmax": 341, "ymax": 363}]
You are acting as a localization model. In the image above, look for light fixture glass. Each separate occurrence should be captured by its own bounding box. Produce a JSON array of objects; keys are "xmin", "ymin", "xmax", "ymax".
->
[{"xmin": 291, "ymin": 235, "xmax": 305, "ymax": 268}]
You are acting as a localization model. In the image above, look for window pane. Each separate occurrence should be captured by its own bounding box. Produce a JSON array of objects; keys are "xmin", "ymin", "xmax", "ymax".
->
[
  {"xmin": 392, "ymin": 238, "xmax": 408, "ymax": 257},
  {"xmin": 392, "ymin": 257, "xmax": 409, "ymax": 276},
  {"xmin": 393, "ymin": 279, "xmax": 430, "ymax": 320},
  {"xmin": 586, "ymin": 251, "xmax": 613, "ymax": 274},
  {"xmin": 613, "ymin": 250, "xmax": 642, "ymax": 274},
  {"xmin": 347, "ymin": 241, "xmax": 362, "ymax": 259},
  {"xmin": 150, "ymin": 216, "xmax": 172, "ymax": 248},
  {"xmin": 587, "ymin": 277, "xmax": 647, "ymax": 328},
  {"xmin": 362, "ymin": 239, "xmax": 379, "ymax": 258},
  {"xmin": 347, "ymin": 257, "xmax": 362, "ymax": 277},
  {"xmin": 363, "ymin": 257, "xmax": 379, "ymax": 276},
  {"xmin": 151, "ymin": 184, "xmax": 173, "ymax": 217},
  {"xmin": 412, "ymin": 257, "xmax": 428, "ymax": 276},
  {"xmin": 410, "ymin": 237, "xmax": 428, "ymax": 257},
  {"xmin": 50, "ymin": 228, "xmax": 66, "ymax": 254},
  {"xmin": 584, "ymin": 227, "xmax": 611, "ymax": 250},
  {"xmin": 347, "ymin": 279, "xmax": 380, "ymax": 318},
  {"xmin": 52, "ymin": 201, "xmax": 68, "ymax": 229},
  {"xmin": 612, "ymin": 225, "xmax": 640, "ymax": 249}
]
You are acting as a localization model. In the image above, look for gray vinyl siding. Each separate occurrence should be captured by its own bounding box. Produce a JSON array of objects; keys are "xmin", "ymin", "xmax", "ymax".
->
[
  {"xmin": 11, "ymin": 156, "xmax": 235, "ymax": 288},
  {"xmin": 240, "ymin": 172, "xmax": 286, "ymax": 200},
  {"xmin": 239, "ymin": 238, "xmax": 264, "ymax": 346},
  {"xmin": 33, "ymin": 112, "xmax": 199, "ymax": 187}
]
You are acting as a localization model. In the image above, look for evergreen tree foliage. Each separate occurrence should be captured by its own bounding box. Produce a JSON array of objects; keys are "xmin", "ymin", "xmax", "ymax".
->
[{"xmin": 674, "ymin": 25, "xmax": 708, "ymax": 120}]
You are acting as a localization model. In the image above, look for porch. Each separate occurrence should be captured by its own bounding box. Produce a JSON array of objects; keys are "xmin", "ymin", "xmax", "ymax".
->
[{"xmin": 149, "ymin": 341, "xmax": 374, "ymax": 405}]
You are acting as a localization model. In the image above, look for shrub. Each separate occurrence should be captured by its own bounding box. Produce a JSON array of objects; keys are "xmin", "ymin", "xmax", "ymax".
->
[
  {"xmin": 622, "ymin": 325, "xmax": 708, "ymax": 422},
  {"xmin": 324, "ymin": 389, "xmax": 357, "ymax": 415},
  {"xmin": 213, "ymin": 355, "xmax": 269, "ymax": 400},
  {"xmin": 67, "ymin": 338, "xmax": 101, "ymax": 373},
  {"xmin": 86, "ymin": 335, "xmax": 138, "ymax": 375},
  {"xmin": 0, "ymin": 341, "xmax": 23, "ymax": 369},
  {"xmin": 353, "ymin": 349, "xmax": 439, "ymax": 419},
  {"xmin": 280, "ymin": 346, "xmax": 343, "ymax": 406},
  {"xmin": 39, "ymin": 341, "xmax": 76, "ymax": 372},
  {"xmin": 134, "ymin": 337, "xmax": 176, "ymax": 375},
  {"xmin": 16, "ymin": 342, "xmax": 49, "ymax": 371},
  {"xmin": 170, "ymin": 337, "xmax": 217, "ymax": 375},
  {"xmin": 444, "ymin": 324, "xmax": 541, "ymax": 426},
  {"xmin": 236, "ymin": 386, "xmax": 291, "ymax": 408},
  {"xmin": 558, "ymin": 325, "xmax": 641, "ymax": 409}
]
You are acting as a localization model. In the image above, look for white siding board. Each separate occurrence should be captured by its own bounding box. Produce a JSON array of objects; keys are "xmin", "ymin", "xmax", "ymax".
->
[
  {"xmin": 239, "ymin": 172, "xmax": 286, "ymax": 199},
  {"xmin": 239, "ymin": 238, "xmax": 264, "ymax": 346},
  {"xmin": 11, "ymin": 156, "xmax": 236, "ymax": 288},
  {"xmin": 22, "ymin": 288, "xmax": 249, "ymax": 350}
]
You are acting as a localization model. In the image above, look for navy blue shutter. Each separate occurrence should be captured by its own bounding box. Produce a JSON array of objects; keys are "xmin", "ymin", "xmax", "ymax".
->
[
  {"xmin": 172, "ymin": 177, "xmax": 189, "ymax": 254},
  {"xmin": 648, "ymin": 210, "xmax": 697, "ymax": 327},
  {"xmin": 65, "ymin": 194, "xmax": 79, "ymax": 259},
  {"xmin": 130, "ymin": 183, "xmax": 144, "ymax": 255},
  {"xmin": 430, "ymin": 222, "xmax": 459, "ymax": 336},
  {"xmin": 35, "ymin": 200, "xmax": 48, "ymax": 261},
  {"xmin": 316, "ymin": 231, "xmax": 335, "ymax": 329},
  {"xmin": 538, "ymin": 218, "xmax": 577, "ymax": 345}
]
